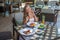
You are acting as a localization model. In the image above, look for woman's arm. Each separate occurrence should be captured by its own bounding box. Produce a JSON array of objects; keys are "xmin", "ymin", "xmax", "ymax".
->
[
  {"xmin": 24, "ymin": 17, "xmax": 29, "ymax": 24},
  {"xmin": 31, "ymin": 10, "xmax": 38, "ymax": 21},
  {"xmin": 34, "ymin": 16, "xmax": 38, "ymax": 22}
]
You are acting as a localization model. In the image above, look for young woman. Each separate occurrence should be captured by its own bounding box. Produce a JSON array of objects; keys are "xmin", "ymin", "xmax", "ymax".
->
[{"xmin": 23, "ymin": 4, "xmax": 38, "ymax": 24}]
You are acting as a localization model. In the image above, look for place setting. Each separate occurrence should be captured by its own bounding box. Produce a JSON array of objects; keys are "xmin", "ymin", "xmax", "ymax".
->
[{"xmin": 18, "ymin": 22, "xmax": 46, "ymax": 36}]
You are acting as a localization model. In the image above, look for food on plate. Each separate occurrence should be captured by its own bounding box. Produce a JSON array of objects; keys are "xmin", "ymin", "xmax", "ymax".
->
[
  {"xmin": 36, "ymin": 29, "xmax": 42, "ymax": 34},
  {"xmin": 23, "ymin": 30, "xmax": 31, "ymax": 34},
  {"xmin": 37, "ymin": 30, "xmax": 40, "ymax": 32},
  {"xmin": 30, "ymin": 23, "xmax": 36, "ymax": 27}
]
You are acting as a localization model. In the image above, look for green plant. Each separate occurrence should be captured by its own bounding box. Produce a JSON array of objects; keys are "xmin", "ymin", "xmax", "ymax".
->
[{"xmin": 22, "ymin": 0, "xmax": 25, "ymax": 3}]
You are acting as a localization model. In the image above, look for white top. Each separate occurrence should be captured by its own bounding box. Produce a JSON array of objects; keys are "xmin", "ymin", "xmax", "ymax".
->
[
  {"xmin": 29, "ymin": 18, "xmax": 34, "ymax": 22},
  {"xmin": 27, "ymin": 18, "xmax": 34, "ymax": 26}
]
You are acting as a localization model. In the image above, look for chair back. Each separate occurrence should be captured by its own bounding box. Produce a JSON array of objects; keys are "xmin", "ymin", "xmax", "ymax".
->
[
  {"xmin": 0, "ymin": 0, "xmax": 5, "ymax": 12},
  {"xmin": 48, "ymin": 1, "xmax": 57, "ymax": 6},
  {"xmin": 36, "ymin": 1, "xmax": 44, "ymax": 6},
  {"xmin": 12, "ymin": 12, "xmax": 23, "ymax": 25}
]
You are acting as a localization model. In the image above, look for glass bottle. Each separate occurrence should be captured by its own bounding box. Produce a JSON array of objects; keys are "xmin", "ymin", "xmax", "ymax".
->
[{"xmin": 42, "ymin": 14, "xmax": 45, "ymax": 24}]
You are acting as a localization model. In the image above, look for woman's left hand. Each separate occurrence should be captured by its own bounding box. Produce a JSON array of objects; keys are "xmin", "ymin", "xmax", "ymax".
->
[{"xmin": 35, "ymin": 16, "xmax": 38, "ymax": 22}]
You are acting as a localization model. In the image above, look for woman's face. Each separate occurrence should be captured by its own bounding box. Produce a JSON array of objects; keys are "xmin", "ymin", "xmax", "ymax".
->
[{"xmin": 26, "ymin": 5, "xmax": 32, "ymax": 13}]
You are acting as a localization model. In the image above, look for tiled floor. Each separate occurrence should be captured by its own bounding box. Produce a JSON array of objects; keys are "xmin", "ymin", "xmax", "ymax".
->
[{"xmin": 0, "ymin": 15, "xmax": 13, "ymax": 33}]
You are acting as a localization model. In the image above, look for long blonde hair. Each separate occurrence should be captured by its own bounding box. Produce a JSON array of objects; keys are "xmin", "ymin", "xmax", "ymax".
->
[
  {"xmin": 23, "ymin": 4, "xmax": 29, "ymax": 24},
  {"xmin": 23, "ymin": 4, "xmax": 37, "ymax": 24}
]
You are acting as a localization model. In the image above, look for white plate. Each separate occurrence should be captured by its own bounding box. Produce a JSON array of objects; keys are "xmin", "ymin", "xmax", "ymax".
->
[
  {"xmin": 27, "ymin": 22, "xmax": 38, "ymax": 27},
  {"xmin": 19, "ymin": 28, "xmax": 35, "ymax": 36},
  {"xmin": 35, "ymin": 29, "xmax": 43, "ymax": 34}
]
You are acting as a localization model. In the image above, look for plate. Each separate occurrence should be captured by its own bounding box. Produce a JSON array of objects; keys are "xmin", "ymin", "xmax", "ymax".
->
[
  {"xmin": 19, "ymin": 28, "xmax": 35, "ymax": 36},
  {"xmin": 27, "ymin": 22, "xmax": 38, "ymax": 27},
  {"xmin": 35, "ymin": 29, "xmax": 44, "ymax": 34}
]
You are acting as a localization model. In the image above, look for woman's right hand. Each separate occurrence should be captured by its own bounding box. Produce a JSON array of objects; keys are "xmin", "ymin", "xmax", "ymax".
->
[
  {"xmin": 25, "ymin": 16, "xmax": 29, "ymax": 23},
  {"xmin": 24, "ymin": 16, "xmax": 29, "ymax": 24}
]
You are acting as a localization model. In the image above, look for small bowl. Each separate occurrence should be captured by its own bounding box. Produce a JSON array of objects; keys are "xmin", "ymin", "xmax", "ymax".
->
[{"xmin": 38, "ymin": 28, "xmax": 44, "ymax": 30}]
